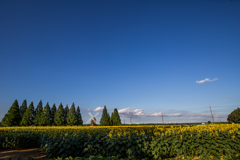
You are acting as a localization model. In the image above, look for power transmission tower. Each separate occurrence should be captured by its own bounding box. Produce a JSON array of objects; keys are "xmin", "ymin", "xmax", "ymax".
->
[
  {"xmin": 209, "ymin": 106, "xmax": 215, "ymax": 124},
  {"xmin": 162, "ymin": 112, "xmax": 164, "ymax": 125}
]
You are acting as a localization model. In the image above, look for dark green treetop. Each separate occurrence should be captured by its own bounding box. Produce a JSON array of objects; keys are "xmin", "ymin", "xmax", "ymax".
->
[
  {"xmin": 34, "ymin": 100, "xmax": 43, "ymax": 125},
  {"xmin": 20, "ymin": 99, "xmax": 27, "ymax": 118},
  {"xmin": 227, "ymin": 108, "xmax": 240, "ymax": 123},
  {"xmin": 50, "ymin": 103, "xmax": 57, "ymax": 125},
  {"xmin": 20, "ymin": 101, "xmax": 35, "ymax": 126},
  {"xmin": 1, "ymin": 113, "xmax": 10, "ymax": 127},
  {"xmin": 4, "ymin": 100, "xmax": 22, "ymax": 126},
  {"xmin": 99, "ymin": 106, "xmax": 110, "ymax": 125},
  {"xmin": 67, "ymin": 103, "xmax": 77, "ymax": 126},
  {"xmin": 39, "ymin": 102, "xmax": 51, "ymax": 126},
  {"xmin": 54, "ymin": 103, "xmax": 64, "ymax": 126},
  {"xmin": 112, "ymin": 108, "xmax": 121, "ymax": 125},
  {"xmin": 64, "ymin": 105, "xmax": 69, "ymax": 125},
  {"xmin": 76, "ymin": 106, "xmax": 83, "ymax": 125}
]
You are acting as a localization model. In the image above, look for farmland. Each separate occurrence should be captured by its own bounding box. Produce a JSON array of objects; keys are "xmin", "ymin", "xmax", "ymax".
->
[{"xmin": 0, "ymin": 124, "xmax": 240, "ymax": 160}]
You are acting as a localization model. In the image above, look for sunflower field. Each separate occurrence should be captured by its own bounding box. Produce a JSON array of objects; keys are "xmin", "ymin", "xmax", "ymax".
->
[{"xmin": 0, "ymin": 124, "xmax": 239, "ymax": 159}]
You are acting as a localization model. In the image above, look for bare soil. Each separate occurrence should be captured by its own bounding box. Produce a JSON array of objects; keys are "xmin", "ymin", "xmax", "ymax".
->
[{"xmin": 0, "ymin": 148, "xmax": 47, "ymax": 160}]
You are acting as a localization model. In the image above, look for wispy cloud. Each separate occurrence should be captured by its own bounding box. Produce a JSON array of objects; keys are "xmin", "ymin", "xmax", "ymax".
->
[
  {"xmin": 184, "ymin": 113, "xmax": 227, "ymax": 121},
  {"xmin": 118, "ymin": 107, "xmax": 144, "ymax": 118},
  {"xmin": 93, "ymin": 107, "xmax": 104, "ymax": 112},
  {"xmin": 196, "ymin": 78, "xmax": 218, "ymax": 84},
  {"xmin": 84, "ymin": 109, "xmax": 91, "ymax": 111},
  {"xmin": 147, "ymin": 111, "xmax": 183, "ymax": 117}
]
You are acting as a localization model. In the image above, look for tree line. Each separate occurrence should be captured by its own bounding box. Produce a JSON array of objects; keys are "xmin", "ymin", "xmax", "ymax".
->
[
  {"xmin": 0, "ymin": 100, "xmax": 122, "ymax": 127},
  {"xmin": 1, "ymin": 99, "xmax": 83, "ymax": 126}
]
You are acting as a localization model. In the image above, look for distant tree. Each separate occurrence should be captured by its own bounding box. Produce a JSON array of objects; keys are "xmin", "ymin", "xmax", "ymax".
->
[
  {"xmin": 227, "ymin": 108, "xmax": 240, "ymax": 123},
  {"xmin": 67, "ymin": 103, "xmax": 77, "ymax": 126},
  {"xmin": 50, "ymin": 103, "xmax": 57, "ymax": 125},
  {"xmin": 39, "ymin": 102, "xmax": 51, "ymax": 126},
  {"xmin": 34, "ymin": 100, "xmax": 43, "ymax": 125},
  {"xmin": 76, "ymin": 106, "xmax": 83, "ymax": 125},
  {"xmin": 3, "ymin": 100, "xmax": 22, "ymax": 126},
  {"xmin": 20, "ymin": 99, "xmax": 27, "ymax": 118},
  {"xmin": 20, "ymin": 101, "xmax": 35, "ymax": 126},
  {"xmin": 54, "ymin": 103, "xmax": 64, "ymax": 126},
  {"xmin": 64, "ymin": 105, "xmax": 69, "ymax": 125},
  {"xmin": 100, "ymin": 106, "xmax": 110, "ymax": 125},
  {"xmin": 1, "ymin": 113, "xmax": 10, "ymax": 127},
  {"xmin": 110, "ymin": 112, "xmax": 114, "ymax": 125},
  {"xmin": 112, "ymin": 108, "xmax": 121, "ymax": 125},
  {"xmin": 208, "ymin": 121, "xmax": 211, "ymax": 124}
]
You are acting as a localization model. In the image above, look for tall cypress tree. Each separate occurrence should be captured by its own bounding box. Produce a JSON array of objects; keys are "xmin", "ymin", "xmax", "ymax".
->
[
  {"xmin": 5, "ymin": 100, "xmax": 22, "ymax": 126},
  {"xmin": 110, "ymin": 112, "xmax": 114, "ymax": 125},
  {"xmin": 100, "ymin": 106, "xmax": 110, "ymax": 125},
  {"xmin": 64, "ymin": 105, "xmax": 69, "ymax": 125},
  {"xmin": 54, "ymin": 103, "xmax": 64, "ymax": 126},
  {"xmin": 50, "ymin": 103, "xmax": 57, "ymax": 126},
  {"xmin": 20, "ymin": 101, "xmax": 35, "ymax": 126},
  {"xmin": 39, "ymin": 102, "xmax": 51, "ymax": 126},
  {"xmin": 34, "ymin": 100, "xmax": 43, "ymax": 125},
  {"xmin": 112, "ymin": 108, "xmax": 121, "ymax": 125},
  {"xmin": 67, "ymin": 103, "xmax": 77, "ymax": 126},
  {"xmin": 76, "ymin": 106, "xmax": 83, "ymax": 125},
  {"xmin": 20, "ymin": 99, "xmax": 27, "ymax": 118},
  {"xmin": 1, "ymin": 113, "xmax": 10, "ymax": 126}
]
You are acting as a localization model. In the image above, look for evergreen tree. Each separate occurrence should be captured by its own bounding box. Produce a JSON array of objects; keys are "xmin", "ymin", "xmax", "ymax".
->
[
  {"xmin": 64, "ymin": 105, "xmax": 69, "ymax": 125},
  {"xmin": 50, "ymin": 103, "xmax": 57, "ymax": 125},
  {"xmin": 112, "ymin": 108, "xmax": 121, "ymax": 125},
  {"xmin": 67, "ymin": 103, "xmax": 77, "ymax": 126},
  {"xmin": 20, "ymin": 102, "xmax": 35, "ymax": 126},
  {"xmin": 34, "ymin": 100, "xmax": 43, "ymax": 125},
  {"xmin": 1, "ymin": 113, "xmax": 10, "ymax": 127},
  {"xmin": 39, "ymin": 102, "xmax": 51, "ymax": 126},
  {"xmin": 4, "ymin": 100, "xmax": 22, "ymax": 126},
  {"xmin": 54, "ymin": 103, "xmax": 64, "ymax": 126},
  {"xmin": 100, "ymin": 106, "xmax": 110, "ymax": 125},
  {"xmin": 20, "ymin": 99, "xmax": 27, "ymax": 118},
  {"xmin": 110, "ymin": 112, "xmax": 114, "ymax": 125},
  {"xmin": 76, "ymin": 106, "xmax": 83, "ymax": 125},
  {"xmin": 227, "ymin": 108, "xmax": 240, "ymax": 123}
]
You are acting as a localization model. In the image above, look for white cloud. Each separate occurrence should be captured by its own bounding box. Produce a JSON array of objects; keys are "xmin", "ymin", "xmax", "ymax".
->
[
  {"xmin": 118, "ymin": 107, "xmax": 145, "ymax": 118},
  {"xmin": 184, "ymin": 113, "xmax": 227, "ymax": 121},
  {"xmin": 93, "ymin": 107, "xmax": 104, "ymax": 112},
  {"xmin": 147, "ymin": 112, "xmax": 183, "ymax": 117},
  {"xmin": 196, "ymin": 78, "xmax": 218, "ymax": 84},
  {"xmin": 84, "ymin": 109, "xmax": 91, "ymax": 111}
]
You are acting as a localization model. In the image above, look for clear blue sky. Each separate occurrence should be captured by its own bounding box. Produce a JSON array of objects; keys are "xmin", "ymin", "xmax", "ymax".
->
[{"xmin": 0, "ymin": 0, "xmax": 239, "ymax": 124}]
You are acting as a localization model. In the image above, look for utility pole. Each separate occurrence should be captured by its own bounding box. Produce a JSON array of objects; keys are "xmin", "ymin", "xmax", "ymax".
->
[
  {"xmin": 209, "ymin": 106, "xmax": 215, "ymax": 124},
  {"xmin": 124, "ymin": 119, "xmax": 125, "ymax": 125},
  {"xmin": 162, "ymin": 112, "xmax": 164, "ymax": 125}
]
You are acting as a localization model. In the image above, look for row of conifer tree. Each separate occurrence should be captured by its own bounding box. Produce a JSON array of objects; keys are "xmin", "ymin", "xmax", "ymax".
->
[
  {"xmin": 1, "ymin": 99, "xmax": 83, "ymax": 126},
  {"xmin": 0, "ymin": 100, "xmax": 122, "ymax": 127}
]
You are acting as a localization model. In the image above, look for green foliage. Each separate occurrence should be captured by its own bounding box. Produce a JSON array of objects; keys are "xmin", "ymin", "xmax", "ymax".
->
[
  {"xmin": 19, "ymin": 99, "xmax": 27, "ymax": 118},
  {"xmin": 208, "ymin": 121, "xmax": 211, "ymax": 124},
  {"xmin": 67, "ymin": 103, "xmax": 78, "ymax": 126},
  {"xmin": 110, "ymin": 112, "xmax": 114, "ymax": 125},
  {"xmin": 100, "ymin": 106, "xmax": 111, "ymax": 126},
  {"xmin": 2, "ymin": 100, "xmax": 22, "ymax": 126},
  {"xmin": 51, "ymin": 103, "xmax": 57, "ymax": 125},
  {"xmin": 20, "ymin": 102, "xmax": 35, "ymax": 126},
  {"xmin": 34, "ymin": 100, "xmax": 43, "ymax": 126},
  {"xmin": 227, "ymin": 108, "xmax": 240, "ymax": 123},
  {"xmin": 112, "ymin": 108, "xmax": 121, "ymax": 125},
  {"xmin": 39, "ymin": 102, "xmax": 51, "ymax": 126},
  {"xmin": 54, "ymin": 103, "xmax": 65, "ymax": 126},
  {"xmin": 64, "ymin": 105, "xmax": 69, "ymax": 125},
  {"xmin": 76, "ymin": 106, "xmax": 83, "ymax": 125}
]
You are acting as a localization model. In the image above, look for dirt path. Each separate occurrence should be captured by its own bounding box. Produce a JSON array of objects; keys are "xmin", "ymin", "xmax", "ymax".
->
[{"xmin": 0, "ymin": 148, "xmax": 47, "ymax": 160}]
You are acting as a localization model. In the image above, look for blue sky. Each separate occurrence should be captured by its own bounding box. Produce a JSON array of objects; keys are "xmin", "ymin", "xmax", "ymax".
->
[{"xmin": 0, "ymin": 0, "xmax": 239, "ymax": 124}]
